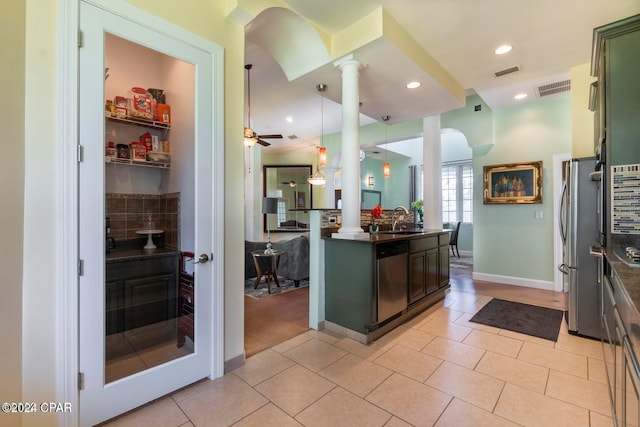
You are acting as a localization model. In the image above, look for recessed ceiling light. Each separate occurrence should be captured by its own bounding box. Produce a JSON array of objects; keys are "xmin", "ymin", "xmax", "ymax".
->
[
  {"xmin": 495, "ymin": 44, "xmax": 513, "ymax": 55},
  {"xmin": 514, "ymin": 93, "xmax": 527, "ymax": 100},
  {"xmin": 286, "ymin": 116, "xmax": 293, "ymax": 123},
  {"xmin": 406, "ymin": 81, "xmax": 421, "ymax": 89}
]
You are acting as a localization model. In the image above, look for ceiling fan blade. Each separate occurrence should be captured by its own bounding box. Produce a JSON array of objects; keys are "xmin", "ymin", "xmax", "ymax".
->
[
  {"xmin": 257, "ymin": 134, "xmax": 283, "ymax": 139},
  {"xmin": 256, "ymin": 139, "xmax": 271, "ymax": 147}
]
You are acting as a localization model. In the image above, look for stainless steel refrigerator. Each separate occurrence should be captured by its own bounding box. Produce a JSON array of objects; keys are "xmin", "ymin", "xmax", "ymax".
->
[{"xmin": 558, "ymin": 157, "xmax": 602, "ymax": 339}]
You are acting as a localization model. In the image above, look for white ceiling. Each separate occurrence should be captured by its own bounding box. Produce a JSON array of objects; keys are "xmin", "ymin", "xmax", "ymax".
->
[{"xmin": 244, "ymin": 0, "xmax": 639, "ymax": 154}]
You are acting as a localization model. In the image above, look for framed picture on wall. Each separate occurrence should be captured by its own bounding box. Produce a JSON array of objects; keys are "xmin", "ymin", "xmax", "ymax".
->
[
  {"xmin": 296, "ymin": 191, "xmax": 306, "ymax": 208},
  {"xmin": 483, "ymin": 160, "xmax": 543, "ymax": 204}
]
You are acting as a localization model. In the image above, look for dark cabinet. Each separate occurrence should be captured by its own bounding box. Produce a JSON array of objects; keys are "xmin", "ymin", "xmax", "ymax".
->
[
  {"xmin": 106, "ymin": 253, "xmax": 178, "ymax": 335},
  {"xmin": 408, "ymin": 235, "xmax": 449, "ymax": 306}
]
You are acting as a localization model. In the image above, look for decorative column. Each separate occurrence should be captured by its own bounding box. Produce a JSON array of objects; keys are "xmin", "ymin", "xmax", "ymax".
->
[
  {"xmin": 333, "ymin": 54, "xmax": 366, "ymax": 239},
  {"xmin": 423, "ymin": 115, "xmax": 443, "ymax": 228},
  {"xmin": 321, "ymin": 166, "xmax": 339, "ymax": 208}
]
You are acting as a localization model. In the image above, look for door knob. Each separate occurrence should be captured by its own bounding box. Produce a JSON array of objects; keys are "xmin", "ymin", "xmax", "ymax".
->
[{"xmin": 193, "ymin": 253, "xmax": 210, "ymax": 264}]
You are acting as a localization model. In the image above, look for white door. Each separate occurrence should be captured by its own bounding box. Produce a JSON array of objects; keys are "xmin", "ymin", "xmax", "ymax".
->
[{"xmin": 78, "ymin": 2, "xmax": 222, "ymax": 425}]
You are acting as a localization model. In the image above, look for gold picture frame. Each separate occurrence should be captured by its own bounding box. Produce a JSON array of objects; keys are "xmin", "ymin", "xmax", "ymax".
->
[{"xmin": 483, "ymin": 160, "xmax": 542, "ymax": 204}]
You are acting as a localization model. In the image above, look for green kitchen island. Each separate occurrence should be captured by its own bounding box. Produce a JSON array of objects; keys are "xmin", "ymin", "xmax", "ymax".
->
[{"xmin": 323, "ymin": 229, "xmax": 450, "ymax": 343}]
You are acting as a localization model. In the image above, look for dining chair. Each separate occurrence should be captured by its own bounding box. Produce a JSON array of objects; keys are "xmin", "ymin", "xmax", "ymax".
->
[{"xmin": 449, "ymin": 221, "xmax": 461, "ymax": 258}]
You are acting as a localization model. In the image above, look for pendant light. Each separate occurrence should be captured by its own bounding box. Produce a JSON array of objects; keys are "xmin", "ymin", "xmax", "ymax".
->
[
  {"xmin": 308, "ymin": 83, "xmax": 327, "ymax": 186},
  {"xmin": 382, "ymin": 115, "xmax": 390, "ymax": 178},
  {"xmin": 317, "ymin": 84, "xmax": 328, "ymax": 167},
  {"xmin": 243, "ymin": 64, "xmax": 258, "ymax": 147}
]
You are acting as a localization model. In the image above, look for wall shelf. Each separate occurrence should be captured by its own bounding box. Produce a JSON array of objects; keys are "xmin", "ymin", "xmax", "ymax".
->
[
  {"xmin": 106, "ymin": 114, "xmax": 171, "ymax": 131},
  {"xmin": 105, "ymin": 156, "xmax": 170, "ymax": 169}
]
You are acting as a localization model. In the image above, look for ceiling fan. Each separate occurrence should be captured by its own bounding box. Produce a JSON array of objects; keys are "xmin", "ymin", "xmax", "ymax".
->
[
  {"xmin": 244, "ymin": 64, "xmax": 283, "ymax": 147},
  {"xmin": 281, "ymin": 180, "xmax": 297, "ymax": 187}
]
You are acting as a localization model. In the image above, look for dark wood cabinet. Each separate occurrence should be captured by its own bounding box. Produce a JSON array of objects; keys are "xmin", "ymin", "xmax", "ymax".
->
[
  {"xmin": 408, "ymin": 235, "xmax": 450, "ymax": 306},
  {"xmin": 106, "ymin": 253, "xmax": 179, "ymax": 335}
]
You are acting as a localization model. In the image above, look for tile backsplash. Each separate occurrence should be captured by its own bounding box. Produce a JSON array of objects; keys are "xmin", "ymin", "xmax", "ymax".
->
[
  {"xmin": 106, "ymin": 192, "xmax": 180, "ymax": 249},
  {"xmin": 612, "ymin": 164, "xmax": 640, "ymax": 235}
]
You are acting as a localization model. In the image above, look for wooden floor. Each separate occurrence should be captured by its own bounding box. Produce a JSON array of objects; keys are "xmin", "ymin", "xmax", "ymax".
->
[{"xmin": 243, "ymin": 258, "xmax": 567, "ymax": 357}]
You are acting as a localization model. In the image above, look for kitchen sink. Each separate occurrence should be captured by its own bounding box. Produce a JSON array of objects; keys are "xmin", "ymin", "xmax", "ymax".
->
[{"xmin": 379, "ymin": 230, "xmax": 424, "ymax": 235}]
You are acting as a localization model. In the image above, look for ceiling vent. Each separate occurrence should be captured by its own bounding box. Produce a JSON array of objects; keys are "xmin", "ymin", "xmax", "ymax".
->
[
  {"xmin": 536, "ymin": 79, "xmax": 571, "ymax": 97},
  {"xmin": 494, "ymin": 65, "xmax": 520, "ymax": 77},
  {"xmin": 287, "ymin": 134, "xmax": 298, "ymax": 140}
]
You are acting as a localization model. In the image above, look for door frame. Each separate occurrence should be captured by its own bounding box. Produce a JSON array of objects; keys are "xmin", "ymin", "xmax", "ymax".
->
[{"xmin": 57, "ymin": 0, "xmax": 225, "ymax": 424}]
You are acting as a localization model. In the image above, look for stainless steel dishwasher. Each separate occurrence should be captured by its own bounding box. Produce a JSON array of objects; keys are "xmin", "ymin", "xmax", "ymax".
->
[{"xmin": 376, "ymin": 241, "xmax": 408, "ymax": 323}]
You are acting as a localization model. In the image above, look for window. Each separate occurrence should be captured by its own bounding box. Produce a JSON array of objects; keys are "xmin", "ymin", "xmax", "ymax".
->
[{"xmin": 442, "ymin": 162, "xmax": 473, "ymax": 223}]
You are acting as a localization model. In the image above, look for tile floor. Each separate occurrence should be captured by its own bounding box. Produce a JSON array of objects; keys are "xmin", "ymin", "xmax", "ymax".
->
[{"xmin": 103, "ymin": 286, "xmax": 614, "ymax": 427}]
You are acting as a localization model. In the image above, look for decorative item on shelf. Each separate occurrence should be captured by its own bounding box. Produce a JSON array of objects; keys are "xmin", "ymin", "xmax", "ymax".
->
[
  {"xmin": 411, "ymin": 199, "xmax": 424, "ymax": 224},
  {"xmin": 382, "ymin": 115, "xmax": 391, "ymax": 178},
  {"xmin": 370, "ymin": 204, "xmax": 382, "ymax": 233},
  {"xmin": 262, "ymin": 197, "xmax": 278, "ymax": 254}
]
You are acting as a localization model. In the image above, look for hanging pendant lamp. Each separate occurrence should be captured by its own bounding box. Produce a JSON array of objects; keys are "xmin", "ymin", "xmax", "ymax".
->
[
  {"xmin": 308, "ymin": 84, "xmax": 327, "ymax": 186},
  {"xmin": 244, "ymin": 64, "xmax": 257, "ymax": 147},
  {"xmin": 317, "ymin": 84, "xmax": 328, "ymax": 168},
  {"xmin": 382, "ymin": 115, "xmax": 390, "ymax": 178}
]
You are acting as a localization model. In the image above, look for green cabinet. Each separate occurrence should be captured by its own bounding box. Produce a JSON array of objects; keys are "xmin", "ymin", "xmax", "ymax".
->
[{"xmin": 593, "ymin": 15, "xmax": 640, "ymax": 165}]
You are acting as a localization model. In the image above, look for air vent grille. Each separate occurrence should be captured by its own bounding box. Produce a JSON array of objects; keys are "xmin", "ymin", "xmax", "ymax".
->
[
  {"xmin": 536, "ymin": 80, "xmax": 571, "ymax": 97},
  {"xmin": 494, "ymin": 65, "xmax": 520, "ymax": 77},
  {"xmin": 287, "ymin": 134, "xmax": 298, "ymax": 140}
]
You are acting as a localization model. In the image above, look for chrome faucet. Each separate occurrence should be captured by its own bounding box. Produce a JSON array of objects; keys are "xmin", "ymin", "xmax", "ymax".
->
[{"xmin": 392, "ymin": 205, "xmax": 409, "ymax": 231}]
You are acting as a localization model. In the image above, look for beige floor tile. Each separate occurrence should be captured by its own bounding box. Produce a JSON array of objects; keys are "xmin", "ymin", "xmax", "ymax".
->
[
  {"xmin": 418, "ymin": 319, "xmax": 473, "ymax": 342},
  {"xmin": 475, "ymin": 351, "xmax": 549, "ymax": 393},
  {"xmin": 283, "ymin": 338, "xmax": 348, "ymax": 372},
  {"xmin": 462, "ymin": 329, "xmax": 523, "ymax": 358},
  {"xmin": 555, "ymin": 333, "xmax": 604, "ymax": 360},
  {"xmin": 588, "ymin": 357, "xmax": 608, "ymax": 385},
  {"xmin": 494, "ymin": 383, "xmax": 589, "ymax": 427},
  {"xmin": 454, "ymin": 313, "xmax": 501, "ymax": 334},
  {"xmin": 232, "ymin": 348, "xmax": 295, "ymax": 386},
  {"xmin": 232, "ymin": 403, "xmax": 302, "ymax": 427},
  {"xmin": 545, "ymin": 369, "xmax": 611, "ymax": 416},
  {"xmin": 254, "ymin": 364, "xmax": 335, "ymax": 416},
  {"xmin": 434, "ymin": 398, "xmax": 519, "ymax": 427},
  {"xmin": 498, "ymin": 328, "xmax": 556, "ymax": 347},
  {"xmin": 383, "ymin": 416, "xmax": 413, "ymax": 427},
  {"xmin": 271, "ymin": 333, "xmax": 313, "ymax": 353},
  {"xmin": 318, "ymin": 353, "xmax": 392, "ymax": 397},
  {"xmin": 424, "ymin": 307, "xmax": 465, "ymax": 324},
  {"xmin": 305, "ymin": 329, "xmax": 343, "ymax": 344},
  {"xmin": 389, "ymin": 327, "xmax": 437, "ymax": 351},
  {"xmin": 295, "ymin": 387, "xmax": 392, "ymax": 427},
  {"xmin": 447, "ymin": 295, "xmax": 491, "ymax": 315},
  {"xmin": 177, "ymin": 374, "xmax": 268, "ymax": 426},
  {"xmin": 590, "ymin": 410, "xmax": 615, "ymax": 427},
  {"xmin": 425, "ymin": 361, "xmax": 505, "ymax": 411},
  {"xmin": 366, "ymin": 373, "xmax": 452, "ymax": 427},
  {"xmin": 102, "ymin": 397, "xmax": 188, "ymax": 427},
  {"xmin": 333, "ymin": 337, "xmax": 393, "ymax": 361},
  {"xmin": 373, "ymin": 344, "xmax": 443, "ymax": 382},
  {"xmin": 421, "ymin": 336, "xmax": 485, "ymax": 369},
  {"xmin": 517, "ymin": 342, "xmax": 588, "ymax": 378}
]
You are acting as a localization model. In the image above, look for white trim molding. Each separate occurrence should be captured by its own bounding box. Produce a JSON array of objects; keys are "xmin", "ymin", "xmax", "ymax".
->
[{"xmin": 472, "ymin": 272, "xmax": 555, "ymax": 291}]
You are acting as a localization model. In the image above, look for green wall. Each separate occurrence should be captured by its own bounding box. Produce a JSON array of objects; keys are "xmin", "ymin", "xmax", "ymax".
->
[{"xmin": 471, "ymin": 96, "xmax": 571, "ymax": 282}]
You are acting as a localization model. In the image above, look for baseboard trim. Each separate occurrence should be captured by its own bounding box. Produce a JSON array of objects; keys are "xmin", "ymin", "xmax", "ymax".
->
[
  {"xmin": 224, "ymin": 353, "xmax": 245, "ymax": 373},
  {"xmin": 472, "ymin": 272, "xmax": 554, "ymax": 291}
]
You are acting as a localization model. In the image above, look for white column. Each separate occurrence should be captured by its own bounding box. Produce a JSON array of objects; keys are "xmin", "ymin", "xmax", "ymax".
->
[
  {"xmin": 333, "ymin": 54, "xmax": 367, "ymax": 239},
  {"xmin": 321, "ymin": 166, "xmax": 339, "ymax": 208},
  {"xmin": 423, "ymin": 115, "xmax": 443, "ymax": 228}
]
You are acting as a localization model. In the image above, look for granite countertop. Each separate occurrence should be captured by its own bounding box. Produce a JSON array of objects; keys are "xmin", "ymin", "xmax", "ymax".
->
[
  {"xmin": 323, "ymin": 228, "xmax": 450, "ymax": 244},
  {"xmin": 606, "ymin": 236, "xmax": 640, "ymax": 309},
  {"xmin": 106, "ymin": 246, "xmax": 180, "ymax": 263}
]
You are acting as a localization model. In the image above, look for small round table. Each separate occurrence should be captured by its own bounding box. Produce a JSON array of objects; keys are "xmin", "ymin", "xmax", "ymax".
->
[{"xmin": 251, "ymin": 249, "xmax": 282, "ymax": 294}]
